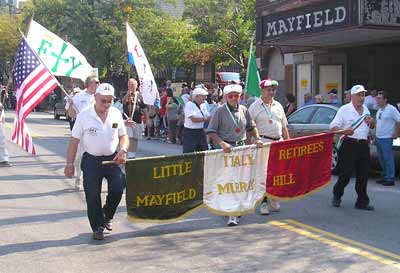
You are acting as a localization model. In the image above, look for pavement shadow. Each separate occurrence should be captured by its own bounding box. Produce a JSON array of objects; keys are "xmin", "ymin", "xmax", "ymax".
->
[
  {"xmin": 0, "ymin": 188, "xmax": 77, "ymax": 200},
  {"xmin": 0, "ymin": 209, "xmax": 87, "ymax": 227},
  {"xmin": 0, "ymin": 174, "xmax": 66, "ymax": 181}
]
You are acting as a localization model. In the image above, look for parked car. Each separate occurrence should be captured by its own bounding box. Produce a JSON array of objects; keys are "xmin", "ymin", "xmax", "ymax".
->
[
  {"xmin": 54, "ymin": 97, "xmax": 67, "ymax": 119},
  {"xmin": 286, "ymin": 104, "xmax": 400, "ymax": 174}
]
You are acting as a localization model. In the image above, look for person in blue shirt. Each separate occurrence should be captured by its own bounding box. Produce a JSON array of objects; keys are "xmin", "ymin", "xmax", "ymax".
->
[
  {"xmin": 328, "ymin": 89, "xmax": 340, "ymax": 106},
  {"xmin": 303, "ymin": 93, "xmax": 314, "ymax": 106}
]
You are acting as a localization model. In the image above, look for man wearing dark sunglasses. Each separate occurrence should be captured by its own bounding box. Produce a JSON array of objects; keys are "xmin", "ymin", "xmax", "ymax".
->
[
  {"xmin": 375, "ymin": 91, "xmax": 400, "ymax": 186},
  {"xmin": 249, "ymin": 78, "xmax": 290, "ymax": 215},
  {"xmin": 207, "ymin": 84, "xmax": 263, "ymax": 226},
  {"xmin": 65, "ymin": 83, "xmax": 129, "ymax": 240}
]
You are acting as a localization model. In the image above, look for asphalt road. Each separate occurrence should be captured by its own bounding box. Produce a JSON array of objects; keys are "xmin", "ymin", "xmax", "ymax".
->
[{"xmin": 1, "ymin": 111, "xmax": 400, "ymax": 273}]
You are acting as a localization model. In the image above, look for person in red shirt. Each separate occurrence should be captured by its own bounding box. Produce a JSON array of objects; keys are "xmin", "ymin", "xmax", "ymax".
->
[{"xmin": 159, "ymin": 88, "xmax": 168, "ymax": 139}]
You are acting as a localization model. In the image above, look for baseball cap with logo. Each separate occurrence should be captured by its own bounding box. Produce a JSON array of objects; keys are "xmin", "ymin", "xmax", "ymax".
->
[
  {"xmin": 350, "ymin": 85, "xmax": 367, "ymax": 95},
  {"xmin": 223, "ymin": 84, "xmax": 242, "ymax": 95},
  {"xmin": 96, "ymin": 83, "xmax": 115, "ymax": 96}
]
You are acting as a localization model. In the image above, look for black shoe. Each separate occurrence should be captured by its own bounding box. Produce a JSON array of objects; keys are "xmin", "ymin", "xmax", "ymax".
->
[
  {"xmin": 332, "ymin": 197, "xmax": 341, "ymax": 207},
  {"xmin": 382, "ymin": 180, "xmax": 395, "ymax": 186},
  {"xmin": 354, "ymin": 204, "xmax": 375, "ymax": 211},
  {"xmin": 376, "ymin": 178, "xmax": 385, "ymax": 184},
  {"xmin": 93, "ymin": 228, "xmax": 104, "ymax": 240}
]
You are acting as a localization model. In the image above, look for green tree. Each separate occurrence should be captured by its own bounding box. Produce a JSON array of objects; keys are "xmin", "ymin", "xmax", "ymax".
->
[
  {"xmin": 184, "ymin": 0, "xmax": 256, "ymax": 70},
  {"xmin": 0, "ymin": 14, "xmax": 22, "ymax": 83}
]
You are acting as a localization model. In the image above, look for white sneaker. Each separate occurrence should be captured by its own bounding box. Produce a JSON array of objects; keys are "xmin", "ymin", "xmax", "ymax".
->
[
  {"xmin": 260, "ymin": 202, "xmax": 270, "ymax": 215},
  {"xmin": 227, "ymin": 216, "xmax": 239, "ymax": 226},
  {"xmin": 127, "ymin": 152, "xmax": 136, "ymax": 159},
  {"xmin": 75, "ymin": 178, "xmax": 82, "ymax": 190},
  {"xmin": 269, "ymin": 200, "xmax": 281, "ymax": 212}
]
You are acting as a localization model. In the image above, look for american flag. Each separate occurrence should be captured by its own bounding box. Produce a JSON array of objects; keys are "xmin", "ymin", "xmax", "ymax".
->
[{"xmin": 11, "ymin": 38, "xmax": 58, "ymax": 154}]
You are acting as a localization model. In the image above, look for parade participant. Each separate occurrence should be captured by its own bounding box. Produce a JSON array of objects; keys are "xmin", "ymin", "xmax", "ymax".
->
[
  {"xmin": 375, "ymin": 91, "xmax": 400, "ymax": 186},
  {"xmin": 207, "ymin": 84, "xmax": 263, "ymax": 226},
  {"xmin": 182, "ymin": 86, "xmax": 210, "ymax": 153},
  {"xmin": 330, "ymin": 84, "xmax": 376, "ymax": 211},
  {"xmin": 0, "ymin": 102, "xmax": 10, "ymax": 167},
  {"xmin": 65, "ymin": 76, "xmax": 98, "ymax": 189},
  {"xmin": 122, "ymin": 78, "xmax": 144, "ymax": 159},
  {"xmin": 64, "ymin": 83, "xmax": 128, "ymax": 240},
  {"xmin": 249, "ymin": 79, "xmax": 290, "ymax": 215}
]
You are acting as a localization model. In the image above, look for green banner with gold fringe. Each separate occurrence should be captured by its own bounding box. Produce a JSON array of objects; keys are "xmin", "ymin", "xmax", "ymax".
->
[{"xmin": 125, "ymin": 153, "xmax": 204, "ymax": 221}]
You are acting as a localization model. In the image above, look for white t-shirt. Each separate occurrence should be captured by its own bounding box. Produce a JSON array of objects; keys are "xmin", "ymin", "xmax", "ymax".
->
[
  {"xmin": 376, "ymin": 104, "xmax": 400, "ymax": 138},
  {"xmin": 330, "ymin": 103, "xmax": 371, "ymax": 140},
  {"xmin": 72, "ymin": 106, "xmax": 127, "ymax": 156},
  {"xmin": 65, "ymin": 91, "xmax": 95, "ymax": 113},
  {"xmin": 184, "ymin": 101, "xmax": 209, "ymax": 129},
  {"xmin": 248, "ymin": 98, "xmax": 288, "ymax": 138}
]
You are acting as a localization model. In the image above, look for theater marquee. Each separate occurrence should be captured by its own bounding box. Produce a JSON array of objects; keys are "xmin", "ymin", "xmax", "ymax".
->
[{"xmin": 257, "ymin": 0, "xmax": 359, "ymax": 43}]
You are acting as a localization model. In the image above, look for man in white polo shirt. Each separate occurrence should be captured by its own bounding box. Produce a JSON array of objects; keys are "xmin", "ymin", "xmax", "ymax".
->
[
  {"xmin": 182, "ymin": 86, "xmax": 210, "ymax": 153},
  {"xmin": 375, "ymin": 91, "xmax": 400, "ymax": 186},
  {"xmin": 64, "ymin": 83, "xmax": 129, "ymax": 240},
  {"xmin": 330, "ymin": 84, "xmax": 376, "ymax": 211},
  {"xmin": 248, "ymin": 78, "xmax": 290, "ymax": 215}
]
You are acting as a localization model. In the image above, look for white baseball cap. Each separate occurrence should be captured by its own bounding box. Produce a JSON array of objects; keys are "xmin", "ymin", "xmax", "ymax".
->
[
  {"xmin": 192, "ymin": 87, "xmax": 208, "ymax": 97},
  {"xmin": 350, "ymin": 85, "xmax": 367, "ymax": 95},
  {"xmin": 96, "ymin": 83, "xmax": 115, "ymax": 96},
  {"xmin": 223, "ymin": 84, "xmax": 242, "ymax": 95}
]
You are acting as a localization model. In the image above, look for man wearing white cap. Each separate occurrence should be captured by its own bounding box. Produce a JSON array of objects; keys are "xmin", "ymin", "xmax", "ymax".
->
[
  {"xmin": 64, "ymin": 83, "xmax": 129, "ymax": 240},
  {"xmin": 0, "ymin": 102, "xmax": 10, "ymax": 167},
  {"xmin": 330, "ymin": 84, "xmax": 376, "ymax": 211},
  {"xmin": 249, "ymin": 79, "xmax": 290, "ymax": 215},
  {"xmin": 182, "ymin": 86, "xmax": 210, "ymax": 153},
  {"xmin": 207, "ymin": 84, "xmax": 263, "ymax": 226}
]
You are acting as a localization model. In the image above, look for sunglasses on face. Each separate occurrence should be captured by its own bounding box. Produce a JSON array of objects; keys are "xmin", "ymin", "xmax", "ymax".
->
[{"xmin": 227, "ymin": 93, "xmax": 240, "ymax": 99}]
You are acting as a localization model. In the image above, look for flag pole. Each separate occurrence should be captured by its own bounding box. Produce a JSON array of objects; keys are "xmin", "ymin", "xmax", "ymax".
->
[{"xmin": 244, "ymin": 34, "xmax": 255, "ymax": 94}]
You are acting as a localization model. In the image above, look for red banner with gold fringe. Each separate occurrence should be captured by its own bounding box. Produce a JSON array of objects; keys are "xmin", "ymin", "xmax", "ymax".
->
[{"xmin": 266, "ymin": 132, "xmax": 334, "ymax": 200}]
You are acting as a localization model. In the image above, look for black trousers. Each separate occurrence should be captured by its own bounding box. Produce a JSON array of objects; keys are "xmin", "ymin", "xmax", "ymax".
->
[
  {"xmin": 81, "ymin": 152, "xmax": 126, "ymax": 231},
  {"xmin": 182, "ymin": 127, "xmax": 208, "ymax": 153},
  {"xmin": 333, "ymin": 138, "xmax": 370, "ymax": 206}
]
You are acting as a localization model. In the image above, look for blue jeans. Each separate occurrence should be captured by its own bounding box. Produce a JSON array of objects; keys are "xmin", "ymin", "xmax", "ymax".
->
[{"xmin": 376, "ymin": 138, "xmax": 395, "ymax": 181}]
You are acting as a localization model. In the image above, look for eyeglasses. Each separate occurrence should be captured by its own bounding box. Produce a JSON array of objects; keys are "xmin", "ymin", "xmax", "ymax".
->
[{"xmin": 227, "ymin": 93, "xmax": 240, "ymax": 99}]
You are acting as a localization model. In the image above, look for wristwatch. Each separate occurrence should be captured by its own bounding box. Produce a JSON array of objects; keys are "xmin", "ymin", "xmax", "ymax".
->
[{"xmin": 120, "ymin": 148, "xmax": 128, "ymax": 154}]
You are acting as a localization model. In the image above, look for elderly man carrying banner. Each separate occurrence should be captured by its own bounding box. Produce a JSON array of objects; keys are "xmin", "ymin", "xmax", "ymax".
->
[
  {"xmin": 65, "ymin": 83, "xmax": 129, "ymax": 240},
  {"xmin": 207, "ymin": 84, "xmax": 263, "ymax": 226},
  {"xmin": 248, "ymin": 78, "xmax": 290, "ymax": 216},
  {"xmin": 330, "ymin": 84, "xmax": 375, "ymax": 211}
]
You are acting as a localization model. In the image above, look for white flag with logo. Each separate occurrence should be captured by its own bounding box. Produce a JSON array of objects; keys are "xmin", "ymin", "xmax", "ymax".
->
[
  {"xmin": 126, "ymin": 22, "xmax": 160, "ymax": 107},
  {"xmin": 27, "ymin": 20, "xmax": 93, "ymax": 81},
  {"xmin": 203, "ymin": 145, "xmax": 270, "ymax": 215}
]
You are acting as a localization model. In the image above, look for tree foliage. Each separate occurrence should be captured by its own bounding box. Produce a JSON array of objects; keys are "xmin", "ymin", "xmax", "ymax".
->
[
  {"xmin": 184, "ymin": 0, "xmax": 256, "ymax": 70},
  {"xmin": 0, "ymin": 0, "xmax": 256, "ymax": 82}
]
